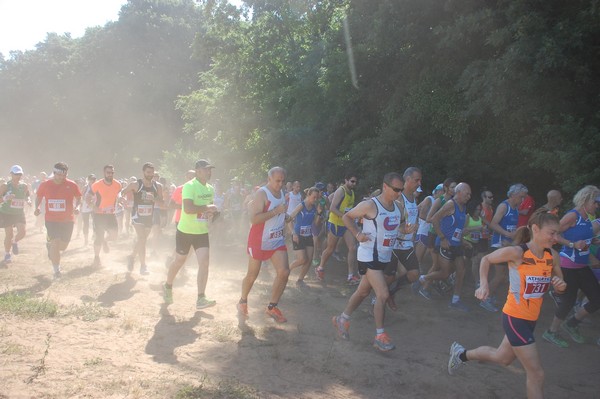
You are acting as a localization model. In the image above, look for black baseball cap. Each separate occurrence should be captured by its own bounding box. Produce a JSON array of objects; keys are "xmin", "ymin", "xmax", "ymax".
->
[{"xmin": 195, "ymin": 159, "xmax": 215, "ymax": 169}]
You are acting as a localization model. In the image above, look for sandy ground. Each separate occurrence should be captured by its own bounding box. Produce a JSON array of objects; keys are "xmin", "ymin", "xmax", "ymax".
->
[{"xmin": 1, "ymin": 218, "xmax": 599, "ymax": 398}]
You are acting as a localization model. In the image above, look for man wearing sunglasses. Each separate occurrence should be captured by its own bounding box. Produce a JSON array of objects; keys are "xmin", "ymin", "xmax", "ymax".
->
[
  {"xmin": 315, "ymin": 173, "xmax": 360, "ymax": 285},
  {"xmin": 34, "ymin": 162, "xmax": 82, "ymax": 278},
  {"xmin": 332, "ymin": 172, "xmax": 403, "ymax": 351}
]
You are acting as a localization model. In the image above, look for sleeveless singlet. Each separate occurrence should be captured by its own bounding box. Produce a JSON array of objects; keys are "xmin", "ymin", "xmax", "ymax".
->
[
  {"xmin": 294, "ymin": 201, "xmax": 316, "ymax": 237},
  {"xmin": 491, "ymin": 200, "xmax": 518, "ymax": 247},
  {"xmin": 328, "ymin": 186, "xmax": 355, "ymax": 227},
  {"xmin": 132, "ymin": 179, "xmax": 158, "ymax": 223},
  {"xmin": 357, "ymin": 198, "xmax": 401, "ymax": 263},
  {"xmin": 503, "ymin": 244, "xmax": 553, "ymax": 321},
  {"xmin": 464, "ymin": 216, "xmax": 482, "ymax": 243},
  {"xmin": 439, "ymin": 201, "xmax": 466, "ymax": 247},
  {"xmin": 559, "ymin": 209, "xmax": 594, "ymax": 268},
  {"xmin": 248, "ymin": 186, "xmax": 286, "ymax": 250},
  {"xmin": 0, "ymin": 181, "xmax": 28, "ymax": 215},
  {"xmin": 395, "ymin": 193, "xmax": 418, "ymax": 250}
]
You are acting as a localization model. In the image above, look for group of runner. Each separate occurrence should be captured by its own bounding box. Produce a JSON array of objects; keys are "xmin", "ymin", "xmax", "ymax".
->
[{"xmin": 2, "ymin": 161, "xmax": 599, "ymax": 399}]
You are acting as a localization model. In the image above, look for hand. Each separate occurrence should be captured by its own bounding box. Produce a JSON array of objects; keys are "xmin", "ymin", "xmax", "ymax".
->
[
  {"xmin": 475, "ymin": 285, "xmax": 489, "ymax": 301},
  {"xmin": 463, "ymin": 241, "xmax": 472, "ymax": 250},
  {"xmin": 551, "ymin": 276, "xmax": 567, "ymax": 293},
  {"xmin": 274, "ymin": 203, "xmax": 286, "ymax": 215},
  {"xmin": 34, "ymin": 208, "xmax": 41, "ymax": 216},
  {"xmin": 441, "ymin": 238, "xmax": 450, "ymax": 250},
  {"xmin": 356, "ymin": 232, "xmax": 371, "ymax": 242},
  {"xmin": 292, "ymin": 234, "xmax": 299, "ymax": 244},
  {"xmin": 402, "ymin": 223, "xmax": 418, "ymax": 234}
]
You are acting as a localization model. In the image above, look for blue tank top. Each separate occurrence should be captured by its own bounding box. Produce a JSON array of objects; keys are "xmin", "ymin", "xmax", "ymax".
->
[
  {"xmin": 294, "ymin": 201, "xmax": 316, "ymax": 237},
  {"xmin": 439, "ymin": 201, "xmax": 466, "ymax": 247},
  {"xmin": 560, "ymin": 210, "xmax": 594, "ymax": 265},
  {"xmin": 491, "ymin": 200, "xmax": 519, "ymax": 247}
]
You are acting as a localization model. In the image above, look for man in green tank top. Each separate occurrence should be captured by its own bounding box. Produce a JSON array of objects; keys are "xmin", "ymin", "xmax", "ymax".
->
[{"xmin": 0, "ymin": 165, "xmax": 31, "ymax": 264}]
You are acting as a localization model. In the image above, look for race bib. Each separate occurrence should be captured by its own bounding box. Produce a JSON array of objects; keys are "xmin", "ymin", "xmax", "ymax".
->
[
  {"xmin": 452, "ymin": 228, "xmax": 463, "ymax": 242},
  {"xmin": 48, "ymin": 199, "xmax": 66, "ymax": 212},
  {"xmin": 137, "ymin": 204, "xmax": 153, "ymax": 216},
  {"xmin": 10, "ymin": 199, "xmax": 25, "ymax": 209},
  {"xmin": 197, "ymin": 212, "xmax": 208, "ymax": 222},
  {"xmin": 269, "ymin": 228, "xmax": 284, "ymax": 240},
  {"xmin": 523, "ymin": 276, "xmax": 551, "ymax": 299},
  {"xmin": 506, "ymin": 224, "xmax": 517, "ymax": 232},
  {"xmin": 99, "ymin": 206, "xmax": 115, "ymax": 214},
  {"xmin": 299, "ymin": 225, "xmax": 312, "ymax": 236},
  {"xmin": 470, "ymin": 231, "xmax": 481, "ymax": 242}
]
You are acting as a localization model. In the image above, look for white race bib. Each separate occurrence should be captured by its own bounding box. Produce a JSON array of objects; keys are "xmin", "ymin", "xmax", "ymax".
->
[
  {"xmin": 48, "ymin": 199, "xmax": 66, "ymax": 212},
  {"xmin": 523, "ymin": 276, "xmax": 551, "ymax": 299},
  {"xmin": 137, "ymin": 204, "xmax": 153, "ymax": 216}
]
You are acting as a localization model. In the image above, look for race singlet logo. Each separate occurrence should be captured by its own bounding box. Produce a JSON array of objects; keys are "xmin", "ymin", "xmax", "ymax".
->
[{"xmin": 48, "ymin": 199, "xmax": 66, "ymax": 212}]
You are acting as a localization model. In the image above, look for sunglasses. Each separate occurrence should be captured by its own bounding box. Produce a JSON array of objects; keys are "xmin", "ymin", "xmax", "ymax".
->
[{"xmin": 387, "ymin": 184, "xmax": 403, "ymax": 193}]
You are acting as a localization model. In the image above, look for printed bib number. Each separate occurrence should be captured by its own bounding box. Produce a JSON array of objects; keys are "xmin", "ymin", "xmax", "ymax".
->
[
  {"xmin": 523, "ymin": 276, "xmax": 551, "ymax": 299},
  {"xmin": 269, "ymin": 228, "xmax": 284, "ymax": 240},
  {"xmin": 507, "ymin": 225, "xmax": 516, "ymax": 232},
  {"xmin": 10, "ymin": 199, "xmax": 25, "ymax": 209},
  {"xmin": 197, "ymin": 212, "xmax": 208, "ymax": 222},
  {"xmin": 299, "ymin": 225, "xmax": 312, "ymax": 236},
  {"xmin": 470, "ymin": 231, "xmax": 481, "ymax": 241},
  {"xmin": 452, "ymin": 228, "xmax": 463, "ymax": 242},
  {"xmin": 48, "ymin": 199, "xmax": 66, "ymax": 212},
  {"xmin": 137, "ymin": 204, "xmax": 153, "ymax": 216}
]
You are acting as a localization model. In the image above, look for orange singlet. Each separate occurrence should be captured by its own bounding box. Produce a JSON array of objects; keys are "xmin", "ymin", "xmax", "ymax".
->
[{"xmin": 502, "ymin": 244, "xmax": 554, "ymax": 321}]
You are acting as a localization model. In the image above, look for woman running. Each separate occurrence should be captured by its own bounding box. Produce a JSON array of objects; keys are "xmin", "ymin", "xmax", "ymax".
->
[{"xmin": 448, "ymin": 209, "xmax": 567, "ymax": 399}]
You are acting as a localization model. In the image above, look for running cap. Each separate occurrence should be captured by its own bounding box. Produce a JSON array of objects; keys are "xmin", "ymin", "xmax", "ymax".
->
[
  {"xmin": 195, "ymin": 159, "xmax": 215, "ymax": 169},
  {"xmin": 315, "ymin": 182, "xmax": 326, "ymax": 190},
  {"xmin": 10, "ymin": 165, "xmax": 23, "ymax": 174},
  {"xmin": 432, "ymin": 183, "xmax": 443, "ymax": 194},
  {"xmin": 417, "ymin": 186, "xmax": 423, "ymax": 193}
]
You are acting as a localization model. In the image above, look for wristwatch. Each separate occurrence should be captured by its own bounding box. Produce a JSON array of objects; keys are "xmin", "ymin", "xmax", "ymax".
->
[{"xmin": 568, "ymin": 242, "xmax": 574, "ymax": 249}]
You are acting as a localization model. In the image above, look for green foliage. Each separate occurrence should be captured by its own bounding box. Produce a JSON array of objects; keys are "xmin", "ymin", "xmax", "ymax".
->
[{"xmin": 0, "ymin": 292, "xmax": 58, "ymax": 318}]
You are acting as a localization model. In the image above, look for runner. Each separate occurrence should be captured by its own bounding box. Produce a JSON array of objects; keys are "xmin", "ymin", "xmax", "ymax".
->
[
  {"xmin": 90, "ymin": 165, "xmax": 122, "ymax": 266},
  {"xmin": 518, "ymin": 194, "xmax": 536, "ymax": 228},
  {"xmin": 315, "ymin": 173, "xmax": 359, "ymax": 285},
  {"xmin": 123, "ymin": 162, "xmax": 163, "ymax": 275},
  {"xmin": 483, "ymin": 183, "xmax": 528, "ymax": 312},
  {"xmin": 542, "ymin": 185, "xmax": 600, "ymax": 348},
  {"xmin": 418, "ymin": 183, "xmax": 472, "ymax": 310},
  {"xmin": 448, "ymin": 209, "xmax": 566, "ymax": 399},
  {"xmin": 415, "ymin": 183, "xmax": 443, "ymax": 266},
  {"xmin": 78, "ymin": 174, "xmax": 96, "ymax": 245},
  {"xmin": 0, "ymin": 165, "xmax": 31, "ymax": 264},
  {"xmin": 238, "ymin": 167, "xmax": 290, "ymax": 323},
  {"xmin": 538, "ymin": 189, "xmax": 563, "ymax": 216},
  {"xmin": 288, "ymin": 187, "xmax": 323, "ymax": 288},
  {"xmin": 332, "ymin": 172, "xmax": 403, "ymax": 351},
  {"xmin": 34, "ymin": 162, "xmax": 82, "ymax": 278},
  {"xmin": 163, "ymin": 160, "xmax": 218, "ymax": 309}
]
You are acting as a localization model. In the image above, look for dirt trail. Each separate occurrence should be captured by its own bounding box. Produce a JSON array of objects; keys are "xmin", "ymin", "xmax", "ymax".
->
[{"xmin": 0, "ymin": 224, "xmax": 598, "ymax": 398}]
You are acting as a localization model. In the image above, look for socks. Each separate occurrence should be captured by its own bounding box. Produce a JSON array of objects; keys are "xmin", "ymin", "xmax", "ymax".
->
[
  {"xmin": 268, "ymin": 302, "xmax": 277, "ymax": 310},
  {"xmin": 341, "ymin": 312, "xmax": 351, "ymax": 320},
  {"xmin": 452, "ymin": 295, "xmax": 460, "ymax": 304},
  {"xmin": 376, "ymin": 328, "xmax": 384, "ymax": 335}
]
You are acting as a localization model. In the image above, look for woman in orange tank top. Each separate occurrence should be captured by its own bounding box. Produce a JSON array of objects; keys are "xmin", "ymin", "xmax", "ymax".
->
[{"xmin": 447, "ymin": 209, "xmax": 567, "ymax": 399}]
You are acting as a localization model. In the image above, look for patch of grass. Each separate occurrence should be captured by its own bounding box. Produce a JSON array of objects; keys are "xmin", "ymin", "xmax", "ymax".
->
[
  {"xmin": 64, "ymin": 303, "xmax": 117, "ymax": 322},
  {"xmin": 83, "ymin": 357, "xmax": 103, "ymax": 366},
  {"xmin": 0, "ymin": 292, "xmax": 58, "ymax": 318},
  {"xmin": 1, "ymin": 342, "xmax": 30, "ymax": 355},
  {"xmin": 176, "ymin": 377, "xmax": 260, "ymax": 399}
]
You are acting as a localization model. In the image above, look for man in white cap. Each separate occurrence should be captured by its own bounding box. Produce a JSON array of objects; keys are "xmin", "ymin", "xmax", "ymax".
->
[{"xmin": 0, "ymin": 165, "xmax": 31, "ymax": 264}]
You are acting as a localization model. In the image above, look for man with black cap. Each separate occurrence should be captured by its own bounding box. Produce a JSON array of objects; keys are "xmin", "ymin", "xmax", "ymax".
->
[
  {"xmin": 0, "ymin": 165, "xmax": 31, "ymax": 264},
  {"xmin": 163, "ymin": 159, "xmax": 218, "ymax": 310}
]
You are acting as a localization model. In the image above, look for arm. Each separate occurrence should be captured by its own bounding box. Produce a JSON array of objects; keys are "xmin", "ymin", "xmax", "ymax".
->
[
  {"xmin": 248, "ymin": 191, "xmax": 286, "ymax": 225},
  {"xmin": 426, "ymin": 198, "xmax": 442, "ymax": 223},
  {"xmin": 489, "ymin": 202, "xmax": 514, "ymax": 238},
  {"xmin": 550, "ymin": 249, "xmax": 567, "ymax": 293},
  {"xmin": 475, "ymin": 246, "xmax": 522, "ymax": 300},
  {"xmin": 342, "ymin": 200, "xmax": 376, "ymax": 243},
  {"xmin": 417, "ymin": 197, "xmax": 431, "ymax": 220},
  {"xmin": 431, "ymin": 200, "xmax": 455, "ymax": 249},
  {"xmin": 555, "ymin": 212, "xmax": 585, "ymax": 249}
]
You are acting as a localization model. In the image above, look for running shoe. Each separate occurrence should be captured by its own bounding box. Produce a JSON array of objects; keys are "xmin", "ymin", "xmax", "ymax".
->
[
  {"xmin": 92, "ymin": 256, "xmax": 101, "ymax": 267},
  {"xmin": 448, "ymin": 341, "xmax": 465, "ymax": 375},
  {"xmin": 542, "ymin": 330, "xmax": 569, "ymax": 348},
  {"xmin": 265, "ymin": 306, "xmax": 287, "ymax": 323},
  {"xmin": 479, "ymin": 298, "xmax": 498, "ymax": 312},
  {"xmin": 447, "ymin": 271, "xmax": 456, "ymax": 286},
  {"xmin": 163, "ymin": 283, "xmax": 173, "ymax": 304},
  {"xmin": 561, "ymin": 321, "xmax": 585, "ymax": 344},
  {"xmin": 127, "ymin": 255, "xmax": 134, "ymax": 272},
  {"xmin": 4, "ymin": 254, "xmax": 11, "ymax": 264},
  {"xmin": 347, "ymin": 275, "xmax": 361, "ymax": 286},
  {"xmin": 237, "ymin": 303, "xmax": 249, "ymax": 319},
  {"xmin": 332, "ymin": 252, "xmax": 345, "ymax": 262},
  {"xmin": 315, "ymin": 267, "xmax": 324, "ymax": 281},
  {"xmin": 140, "ymin": 265, "xmax": 149, "ymax": 275},
  {"xmin": 448, "ymin": 300, "xmax": 470, "ymax": 312},
  {"xmin": 53, "ymin": 266, "xmax": 62, "ymax": 279},
  {"xmin": 332, "ymin": 315, "xmax": 350, "ymax": 340},
  {"xmin": 312, "ymin": 258, "xmax": 320, "ymax": 266},
  {"xmin": 295, "ymin": 280, "xmax": 309, "ymax": 290},
  {"xmin": 196, "ymin": 296, "xmax": 216, "ymax": 310},
  {"xmin": 12, "ymin": 242, "xmax": 19, "ymax": 255},
  {"xmin": 418, "ymin": 287, "xmax": 432, "ymax": 300},
  {"xmin": 373, "ymin": 332, "xmax": 395, "ymax": 352}
]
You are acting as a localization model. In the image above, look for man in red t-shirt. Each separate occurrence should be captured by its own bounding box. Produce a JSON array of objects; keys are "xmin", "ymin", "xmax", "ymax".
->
[
  {"xmin": 34, "ymin": 162, "xmax": 82, "ymax": 278},
  {"xmin": 517, "ymin": 194, "xmax": 535, "ymax": 227}
]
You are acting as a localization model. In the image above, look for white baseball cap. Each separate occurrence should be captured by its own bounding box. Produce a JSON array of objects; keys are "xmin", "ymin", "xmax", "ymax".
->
[{"xmin": 10, "ymin": 165, "xmax": 23, "ymax": 174}]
